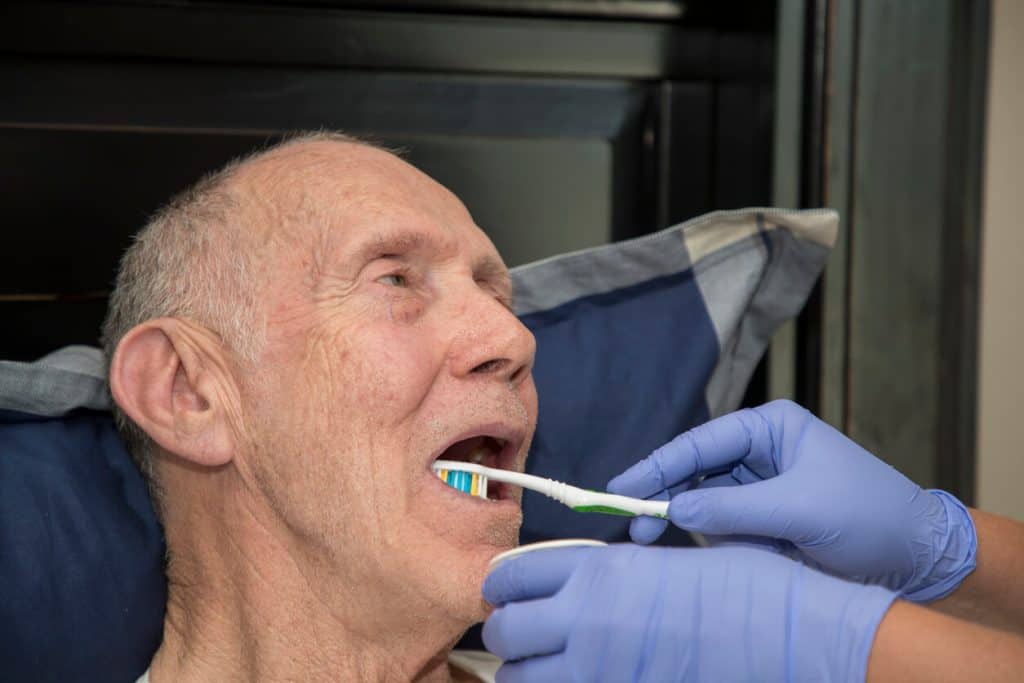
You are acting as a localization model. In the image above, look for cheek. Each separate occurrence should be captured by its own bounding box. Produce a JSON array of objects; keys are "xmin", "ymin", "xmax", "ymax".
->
[
  {"xmin": 522, "ymin": 376, "xmax": 539, "ymax": 417},
  {"xmin": 319, "ymin": 323, "xmax": 440, "ymax": 419},
  {"xmin": 387, "ymin": 296, "xmax": 425, "ymax": 326}
]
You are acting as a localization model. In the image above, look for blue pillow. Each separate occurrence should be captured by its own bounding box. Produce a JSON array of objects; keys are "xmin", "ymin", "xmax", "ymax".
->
[
  {"xmin": 0, "ymin": 208, "xmax": 836, "ymax": 680},
  {"xmin": 0, "ymin": 344, "xmax": 167, "ymax": 681},
  {"xmin": 515, "ymin": 208, "xmax": 836, "ymax": 543}
]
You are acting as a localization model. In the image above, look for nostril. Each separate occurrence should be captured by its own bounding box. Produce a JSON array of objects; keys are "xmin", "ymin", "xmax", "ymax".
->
[
  {"xmin": 509, "ymin": 364, "xmax": 529, "ymax": 385},
  {"xmin": 471, "ymin": 358, "xmax": 508, "ymax": 375}
]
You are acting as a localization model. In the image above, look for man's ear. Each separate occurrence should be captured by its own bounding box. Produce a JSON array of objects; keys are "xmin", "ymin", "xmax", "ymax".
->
[{"xmin": 109, "ymin": 318, "xmax": 238, "ymax": 467}]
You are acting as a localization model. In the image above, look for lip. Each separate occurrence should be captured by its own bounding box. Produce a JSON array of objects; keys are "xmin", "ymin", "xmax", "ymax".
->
[
  {"xmin": 425, "ymin": 422, "xmax": 526, "ymax": 475},
  {"xmin": 425, "ymin": 422, "xmax": 527, "ymax": 507}
]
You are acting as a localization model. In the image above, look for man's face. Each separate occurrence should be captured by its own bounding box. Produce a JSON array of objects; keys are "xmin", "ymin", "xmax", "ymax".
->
[{"xmin": 236, "ymin": 142, "xmax": 537, "ymax": 625}]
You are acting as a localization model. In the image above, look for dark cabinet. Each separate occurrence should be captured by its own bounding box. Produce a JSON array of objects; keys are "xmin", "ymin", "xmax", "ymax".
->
[{"xmin": 0, "ymin": 2, "xmax": 775, "ymax": 361}]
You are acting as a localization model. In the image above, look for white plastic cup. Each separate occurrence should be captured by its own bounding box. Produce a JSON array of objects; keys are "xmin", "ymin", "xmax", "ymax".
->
[{"xmin": 487, "ymin": 538, "xmax": 608, "ymax": 574}]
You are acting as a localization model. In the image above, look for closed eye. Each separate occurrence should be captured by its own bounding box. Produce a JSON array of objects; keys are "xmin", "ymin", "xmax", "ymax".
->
[{"xmin": 476, "ymin": 280, "xmax": 513, "ymax": 311}]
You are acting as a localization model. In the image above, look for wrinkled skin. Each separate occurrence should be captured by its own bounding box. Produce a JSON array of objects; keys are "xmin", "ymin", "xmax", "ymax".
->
[
  {"xmin": 124, "ymin": 141, "xmax": 538, "ymax": 681},
  {"xmin": 241, "ymin": 143, "xmax": 537, "ymax": 626}
]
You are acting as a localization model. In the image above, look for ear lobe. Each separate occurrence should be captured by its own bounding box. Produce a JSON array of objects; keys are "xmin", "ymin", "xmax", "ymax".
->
[{"xmin": 109, "ymin": 319, "xmax": 235, "ymax": 467}]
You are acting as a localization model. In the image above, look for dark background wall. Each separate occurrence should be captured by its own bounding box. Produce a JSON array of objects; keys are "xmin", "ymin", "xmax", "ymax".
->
[{"xmin": 0, "ymin": 0, "xmax": 775, "ymax": 367}]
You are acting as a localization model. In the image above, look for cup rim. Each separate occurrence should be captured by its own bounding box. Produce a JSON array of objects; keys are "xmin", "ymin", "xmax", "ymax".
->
[{"xmin": 487, "ymin": 538, "xmax": 608, "ymax": 572}]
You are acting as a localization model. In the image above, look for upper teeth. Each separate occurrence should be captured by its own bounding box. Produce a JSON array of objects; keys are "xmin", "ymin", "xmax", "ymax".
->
[{"xmin": 469, "ymin": 447, "xmax": 489, "ymax": 464}]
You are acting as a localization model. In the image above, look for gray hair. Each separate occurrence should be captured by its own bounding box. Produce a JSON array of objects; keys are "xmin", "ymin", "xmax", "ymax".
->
[{"xmin": 101, "ymin": 130, "xmax": 382, "ymax": 506}]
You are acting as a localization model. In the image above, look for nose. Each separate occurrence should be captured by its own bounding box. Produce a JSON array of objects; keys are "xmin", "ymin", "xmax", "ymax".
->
[{"xmin": 447, "ymin": 288, "xmax": 535, "ymax": 387}]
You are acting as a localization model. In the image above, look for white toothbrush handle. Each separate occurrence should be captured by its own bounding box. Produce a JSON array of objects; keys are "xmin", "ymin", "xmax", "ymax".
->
[
  {"xmin": 557, "ymin": 485, "xmax": 670, "ymax": 518},
  {"xmin": 433, "ymin": 461, "xmax": 669, "ymax": 518}
]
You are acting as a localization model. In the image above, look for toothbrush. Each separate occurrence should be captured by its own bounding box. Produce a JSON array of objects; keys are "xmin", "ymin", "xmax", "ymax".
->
[{"xmin": 433, "ymin": 459, "xmax": 669, "ymax": 519}]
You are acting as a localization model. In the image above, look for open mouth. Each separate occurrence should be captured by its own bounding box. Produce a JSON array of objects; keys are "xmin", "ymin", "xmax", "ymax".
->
[{"xmin": 432, "ymin": 434, "xmax": 516, "ymax": 503}]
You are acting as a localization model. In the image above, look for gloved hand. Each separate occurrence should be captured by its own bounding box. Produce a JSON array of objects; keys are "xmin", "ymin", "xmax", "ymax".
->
[
  {"xmin": 607, "ymin": 399, "xmax": 977, "ymax": 601},
  {"xmin": 483, "ymin": 544, "xmax": 897, "ymax": 683}
]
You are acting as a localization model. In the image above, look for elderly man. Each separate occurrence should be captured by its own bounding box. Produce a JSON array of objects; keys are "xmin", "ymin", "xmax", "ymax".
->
[{"xmin": 103, "ymin": 132, "xmax": 535, "ymax": 681}]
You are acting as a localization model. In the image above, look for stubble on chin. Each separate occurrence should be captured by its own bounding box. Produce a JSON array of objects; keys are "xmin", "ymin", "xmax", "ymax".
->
[
  {"xmin": 482, "ymin": 513, "xmax": 521, "ymax": 551},
  {"xmin": 455, "ymin": 509, "xmax": 522, "ymax": 622}
]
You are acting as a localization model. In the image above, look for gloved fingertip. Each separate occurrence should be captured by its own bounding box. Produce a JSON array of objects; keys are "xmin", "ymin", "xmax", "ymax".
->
[
  {"xmin": 483, "ymin": 546, "xmax": 590, "ymax": 606},
  {"xmin": 667, "ymin": 491, "xmax": 708, "ymax": 528},
  {"xmin": 480, "ymin": 608, "xmax": 503, "ymax": 654},
  {"xmin": 606, "ymin": 460, "xmax": 652, "ymax": 497},
  {"xmin": 481, "ymin": 565, "xmax": 512, "ymax": 606},
  {"xmin": 629, "ymin": 515, "xmax": 667, "ymax": 545},
  {"xmin": 605, "ymin": 473, "xmax": 627, "ymax": 494}
]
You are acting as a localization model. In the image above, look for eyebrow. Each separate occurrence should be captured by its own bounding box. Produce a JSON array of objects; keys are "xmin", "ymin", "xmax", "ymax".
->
[
  {"xmin": 473, "ymin": 255, "xmax": 514, "ymax": 308},
  {"xmin": 344, "ymin": 228, "xmax": 514, "ymax": 305},
  {"xmin": 349, "ymin": 229, "xmax": 430, "ymax": 266}
]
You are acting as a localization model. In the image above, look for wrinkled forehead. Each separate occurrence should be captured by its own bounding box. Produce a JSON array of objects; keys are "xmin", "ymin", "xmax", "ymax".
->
[{"xmin": 238, "ymin": 141, "xmax": 508, "ymax": 288}]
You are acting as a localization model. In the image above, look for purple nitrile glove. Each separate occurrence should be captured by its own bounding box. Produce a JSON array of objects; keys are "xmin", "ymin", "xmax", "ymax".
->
[
  {"xmin": 607, "ymin": 399, "xmax": 977, "ymax": 601},
  {"xmin": 482, "ymin": 544, "xmax": 897, "ymax": 683}
]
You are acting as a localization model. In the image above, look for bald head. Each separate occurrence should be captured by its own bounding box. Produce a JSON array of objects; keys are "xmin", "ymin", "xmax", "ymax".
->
[
  {"xmin": 101, "ymin": 131, "xmax": 396, "ymax": 493},
  {"xmin": 233, "ymin": 139, "xmax": 480, "ymax": 272}
]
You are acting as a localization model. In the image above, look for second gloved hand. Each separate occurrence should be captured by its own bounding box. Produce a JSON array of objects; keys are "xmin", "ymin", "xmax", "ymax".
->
[
  {"xmin": 483, "ymin": 544, "xmax": 897, "ymax": 683},
  {"xmin": 607, "ymin": 400, "xmax": 977, "ymax": 601}
]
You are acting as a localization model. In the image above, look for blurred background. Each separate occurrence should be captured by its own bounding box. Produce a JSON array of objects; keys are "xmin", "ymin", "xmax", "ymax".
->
[{"xmin": 1, "ymin": 0, "xmax": 1020, "ymax": 518}]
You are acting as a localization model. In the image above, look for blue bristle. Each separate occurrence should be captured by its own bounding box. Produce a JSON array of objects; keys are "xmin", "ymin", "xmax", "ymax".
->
[{"xmin": 437, "ymin": 468, "xmax": 479, "ymax": 496}]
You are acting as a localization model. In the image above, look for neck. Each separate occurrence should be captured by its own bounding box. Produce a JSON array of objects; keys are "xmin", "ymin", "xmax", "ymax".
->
[{"xmin": 148, "ymin": 474, "xmax": 466, "ymax": 682}]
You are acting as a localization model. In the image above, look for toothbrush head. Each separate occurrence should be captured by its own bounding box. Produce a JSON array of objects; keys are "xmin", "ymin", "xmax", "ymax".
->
[{"xmin": 435, "ymin": 465, "xmax": 488, "ymax": 499}]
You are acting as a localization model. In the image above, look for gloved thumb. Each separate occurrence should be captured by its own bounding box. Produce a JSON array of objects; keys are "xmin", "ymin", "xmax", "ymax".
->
[
  {"xmin": 483, "ymin": 546, "xmax": 595, "ymax": 606},
  {"xmin": 628, "ymin": 514, "xmax": 669, "ymax": 545},
  {"xmin": 667, "ymin": 477, "xmax": 800, "ymax": 541}
]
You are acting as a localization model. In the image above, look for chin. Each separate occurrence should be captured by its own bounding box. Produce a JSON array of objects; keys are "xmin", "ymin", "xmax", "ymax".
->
[
  {"xmin": 437, "ymin": 535, "xmax": 518, "ymax": 625},
  {"xmin": 448, "ymin": 586, "xmax": 497, "ymax": 626}
]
